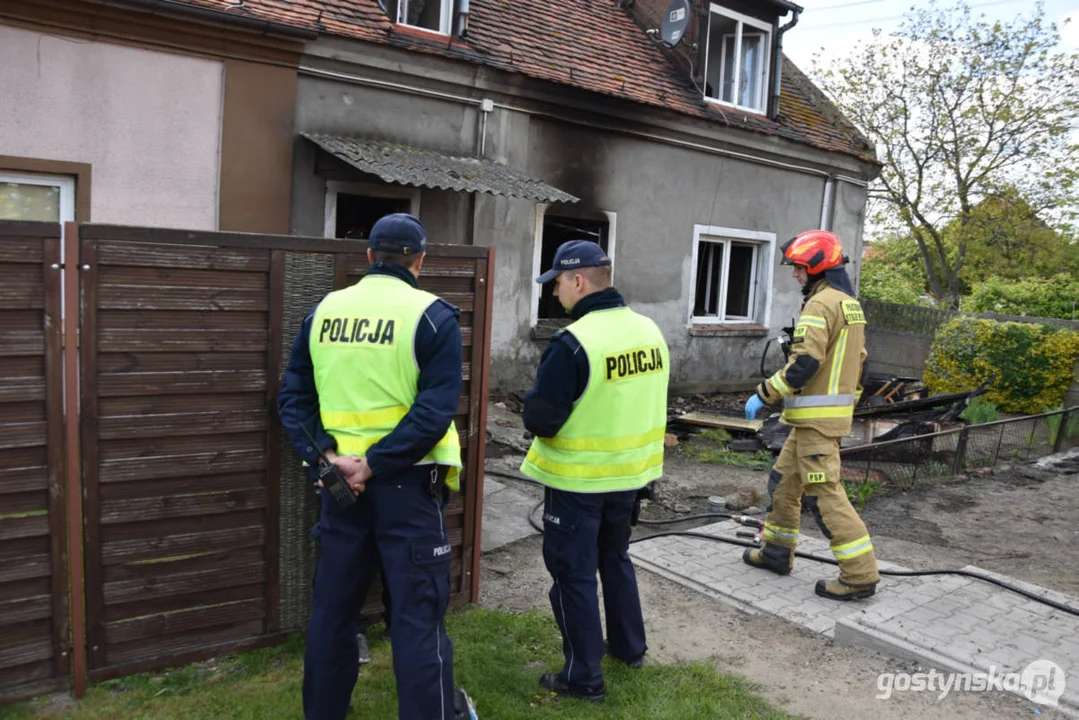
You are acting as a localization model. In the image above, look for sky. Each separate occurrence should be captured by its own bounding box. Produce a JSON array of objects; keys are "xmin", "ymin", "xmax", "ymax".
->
[
  {"xmin": 781, "ymin": 0, "xmax": 1079, "ymax": 78},
  {"xmin": 778, "ymin": 0, "xmax": 1079, "ymax": 237}
]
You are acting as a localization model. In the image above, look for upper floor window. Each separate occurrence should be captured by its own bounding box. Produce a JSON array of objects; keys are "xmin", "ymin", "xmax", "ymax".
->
[
  {"xmin": 385, "ymin": 0, "xmax": 453, "ymax": 34},
  {"xmin": 703, "ymin": 4, "xmax": 772, "ymax": 114}
]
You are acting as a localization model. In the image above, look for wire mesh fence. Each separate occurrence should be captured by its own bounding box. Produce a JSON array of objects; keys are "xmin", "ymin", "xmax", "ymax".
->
[{"xmin": 840, "ymin": 406, "xmax": 1078, "ymax": 489}]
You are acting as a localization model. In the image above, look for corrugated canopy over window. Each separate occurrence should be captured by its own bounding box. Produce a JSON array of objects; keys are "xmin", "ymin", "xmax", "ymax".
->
[{"xmin": 302, "ymin": 133, "xmax": 579, "ymax": 203}]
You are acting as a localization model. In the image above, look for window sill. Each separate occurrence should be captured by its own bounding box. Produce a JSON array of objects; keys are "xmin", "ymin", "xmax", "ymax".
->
[
  {"xmin": 531, "ymin": 318, "xmax": 572, "ymax": 341},
  {"xmin": 689, "ymin": 324, "xmax": 769, "ymax": 338},
  {"xmin": 702, "ymin": 96, "xmax": 767, "ymax": 118},
  {"xmin": 390, "ymin": 24, "xmax": 471, "ymax": 49}
]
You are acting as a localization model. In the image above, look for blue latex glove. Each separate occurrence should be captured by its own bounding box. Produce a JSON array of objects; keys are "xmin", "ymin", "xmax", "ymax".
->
[{"xmin": 745, "ymin": 394, "xmax": 766, "ymax": 420}]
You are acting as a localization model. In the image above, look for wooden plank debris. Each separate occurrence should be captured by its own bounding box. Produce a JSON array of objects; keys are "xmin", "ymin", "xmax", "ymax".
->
[{"xmin": 676, "ymin": 412, "xmax": 763, "ymax": 433}]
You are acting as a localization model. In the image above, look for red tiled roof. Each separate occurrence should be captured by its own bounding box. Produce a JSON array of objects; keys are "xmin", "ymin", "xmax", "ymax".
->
[{"xmin": 173, "ymin": 0, "xmax": 876, "ymax": 163}]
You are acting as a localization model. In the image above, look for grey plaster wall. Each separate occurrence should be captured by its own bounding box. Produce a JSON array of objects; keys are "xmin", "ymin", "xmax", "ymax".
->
[
  {"xmin": 473, "ymin": 115, "xmax": 868, "ymax": 394},
  {"xmin": 290, "ymin": 42, "xmax": 875, "ymax": 395}
]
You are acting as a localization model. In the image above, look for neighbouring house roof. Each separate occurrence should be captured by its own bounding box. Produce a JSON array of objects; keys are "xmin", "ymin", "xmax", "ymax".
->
[
  {"xmin": 169, "ymin": 0, "xmax": 876, "ymax": 164},
  {"xmin": 303, "ymin": 133, "xmax": 580, "ymax": 202}
]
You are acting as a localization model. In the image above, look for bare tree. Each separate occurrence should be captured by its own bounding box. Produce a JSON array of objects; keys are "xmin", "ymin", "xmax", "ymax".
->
[{"xmin": 816, "ymin": 1, "xmax": 1079, "ymax": 307}]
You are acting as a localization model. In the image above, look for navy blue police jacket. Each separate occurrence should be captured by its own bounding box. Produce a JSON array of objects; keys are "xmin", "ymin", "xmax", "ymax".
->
[
  {"xmin": 276, "ymin": 261, "xmax": 463, "ymax": 479},
  {"xmin": 522, "ymin": 287, "xmax": 626, "ymax": 438}
]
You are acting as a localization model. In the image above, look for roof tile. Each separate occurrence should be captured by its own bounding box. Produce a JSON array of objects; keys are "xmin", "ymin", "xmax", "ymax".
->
[{"xmin": 172, "ymin": 0, "xmax": 875, "ymax": 163}]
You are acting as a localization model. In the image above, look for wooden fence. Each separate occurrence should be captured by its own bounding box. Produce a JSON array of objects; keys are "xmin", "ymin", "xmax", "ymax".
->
[
  {"xmin": 0, "ymin": 221, "xmax": 494, "ymax": 701},
  {"xmin": 0, "ymin": 222, "xmax": 69, "ymax": 700}
]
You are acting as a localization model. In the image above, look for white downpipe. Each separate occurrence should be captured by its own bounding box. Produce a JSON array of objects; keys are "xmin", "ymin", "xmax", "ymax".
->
[{"xmin": 820, "ymin": 176, "xmax": 836, "ymax": 230}]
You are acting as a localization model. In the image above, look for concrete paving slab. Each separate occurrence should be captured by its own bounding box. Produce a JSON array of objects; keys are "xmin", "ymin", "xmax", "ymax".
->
[
  {"xmin": 480, "ymin": 476, "xmax": 543, "ymax": 553},
  {"xmin": 629, "ymin": 520, "xmax": 1079, "ymax": 716}
]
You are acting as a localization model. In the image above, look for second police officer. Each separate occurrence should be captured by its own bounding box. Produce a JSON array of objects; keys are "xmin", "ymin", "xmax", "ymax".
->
[{"xmin": 520, "ymin": 240, "xmax": 671, "ymax": 702}]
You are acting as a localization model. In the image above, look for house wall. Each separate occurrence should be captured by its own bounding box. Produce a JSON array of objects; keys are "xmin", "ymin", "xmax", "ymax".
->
[
  {"xmin": 0, "ymin": 24, "xmax": 223, "ymax": 229},
  {"xmin": 291, "ymin": 77, "xmax": 475, "ymax": 241},
  {"xmin": 293, "ymin": 41, "xmax": 872, "ymax": 394},
  {"xmin": 479, "ymin": 115, "xmax": 867, "ymax": 393}
]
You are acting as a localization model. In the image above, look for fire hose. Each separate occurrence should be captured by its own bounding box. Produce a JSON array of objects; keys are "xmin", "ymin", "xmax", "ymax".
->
[{"xmin": 485, "ymin": 470, "xmax": 1079, "ymax": 618}]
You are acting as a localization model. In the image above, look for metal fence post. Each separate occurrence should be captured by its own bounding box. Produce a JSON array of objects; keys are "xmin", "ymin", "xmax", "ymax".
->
[
  {"xmin": 952, "ymin": 426, "xmax": 969, "ymax": 477},
  {"xmin": 1054, "ymin": 409, "xmax": 1071, "ymax": 454}
]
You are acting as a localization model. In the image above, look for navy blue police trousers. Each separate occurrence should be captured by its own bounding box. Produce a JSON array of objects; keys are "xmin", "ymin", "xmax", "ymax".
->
[
  {"xmin": 542, "ymin": 486, "xmax": 647, "ymax": 690},
  {"xmin": 304, "ymin": 468, "xmax": 455, "ymax": 720}
]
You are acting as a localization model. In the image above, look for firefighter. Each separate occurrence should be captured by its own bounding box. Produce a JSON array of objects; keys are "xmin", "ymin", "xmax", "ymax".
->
[
  {"xmin": 743, "ymin": 229, "xmax": 880, "ymax": 600},
  {"xmin": 278, "ymin": 213, "xmax": 477, "ymax": 720},
  {"xmin": 520, "ymin": 239, "xmax": 671, "ymax": 701}
]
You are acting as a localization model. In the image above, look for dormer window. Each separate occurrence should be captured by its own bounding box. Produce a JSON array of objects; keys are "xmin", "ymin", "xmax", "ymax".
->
[
  {"xmin": 384, "ymin": 0, "xmax": 453, "ymax": 34},
  {"xmin": 703, "ymin": 4, "xmax": 772, "ymax": 114}
]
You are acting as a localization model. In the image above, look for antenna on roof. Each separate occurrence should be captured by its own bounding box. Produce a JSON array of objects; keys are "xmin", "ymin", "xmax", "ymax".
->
[{"xmin": 658, "ymin": 0, "xmax": 690, "ymax": 47}]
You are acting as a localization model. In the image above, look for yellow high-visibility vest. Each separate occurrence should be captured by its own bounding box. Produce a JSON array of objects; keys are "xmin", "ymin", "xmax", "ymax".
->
[
  {"xmin": 309, "ymin": 274, "xmax": 462, "ymax": 490},
  {"xmin": 521, "ymin": 306, "xmax": 670, "ymax": 492}
]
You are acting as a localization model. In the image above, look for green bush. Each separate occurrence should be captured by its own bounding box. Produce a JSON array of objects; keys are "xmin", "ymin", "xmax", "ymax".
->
[
  {"xmin": 961, "ymin": 274, "xmax": 1079, "ymax": 320},
  {"xmin": 924, "ymin": 317, "xmax": 1079, "ymax": 414},
  {"xmin": 958, "ymin": 396, "xmax": 1001, "ymax": 424}
]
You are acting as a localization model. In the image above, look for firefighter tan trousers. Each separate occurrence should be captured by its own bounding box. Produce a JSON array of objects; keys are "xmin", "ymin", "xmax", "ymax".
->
[{"xmin": 763, "ymin": 426, "xmax": 880, "ymax": 586}]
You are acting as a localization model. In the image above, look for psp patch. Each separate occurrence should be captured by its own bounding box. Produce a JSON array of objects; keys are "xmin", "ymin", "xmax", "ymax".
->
[
  {"xmin": 806, "ymin": 472, "xmax": 827, "ymax": 484},
  {"xmin": 841, "ymin": 300, "xmax": 866, "ymax": 325}
]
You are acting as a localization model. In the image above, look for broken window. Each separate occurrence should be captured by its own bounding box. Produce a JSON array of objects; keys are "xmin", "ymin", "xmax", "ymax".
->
[
  {"xmin": 333, "ymin": 194, "xmax": 411, "ymax": 240},
  {"xmin": 703, "ymin": 5, "xmax": 771, "ymax": 113},
  {"xmin": 534, "ymin": 213, "xmax": 612, "ymax": 331},
  {"xmin": 692, "ymin": 226, "xmax": 774, "ymax": 325},
  {"xmin": 323, "ymin": 182, "xmax": 420, "ymax": 240},
  {"xmin": 382, "ymin": 0, "xmax": 452, "ymax": 34}
]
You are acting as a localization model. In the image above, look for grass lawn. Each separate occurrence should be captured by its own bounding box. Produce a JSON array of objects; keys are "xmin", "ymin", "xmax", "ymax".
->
[{"xmin": 1, "ymin": 608, "xmax": 789, "ymax": 720}]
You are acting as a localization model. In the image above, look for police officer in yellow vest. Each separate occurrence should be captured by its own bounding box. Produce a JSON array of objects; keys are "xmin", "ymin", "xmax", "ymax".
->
[
  {"xmin": 520, "ymin": 240, "xmax": 670, "ymax": 702},
  {"xmin": 743, "ymin": 229, "xmax": 880, "ymax": 600},
  {"xmin": 277, "ymin": 214, "xmax": 477, "ymax": 720}
]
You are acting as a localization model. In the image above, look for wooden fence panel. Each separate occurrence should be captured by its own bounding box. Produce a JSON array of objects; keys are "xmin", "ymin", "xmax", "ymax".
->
[
  {"xmin": 73, "ymin": 225, "xmax": 491, "ymax": 683},
  {"xmin": 78, "ymin": 231, "xmax": 283, "ymax": 681},
  {"xmin": 0, "ymin": 222, "xmax": 69, "ymax": 701}
]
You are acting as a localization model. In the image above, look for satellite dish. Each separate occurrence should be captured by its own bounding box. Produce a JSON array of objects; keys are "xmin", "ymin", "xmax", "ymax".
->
[{"xmin": 659, "ymin": 0, "xmax": 690, "ymax": 47}]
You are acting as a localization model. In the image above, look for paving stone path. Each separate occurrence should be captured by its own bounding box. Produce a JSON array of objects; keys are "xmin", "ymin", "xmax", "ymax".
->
[{"xmin": 629, "ymin": 520, "xmax": 1079, "ymax": 714}]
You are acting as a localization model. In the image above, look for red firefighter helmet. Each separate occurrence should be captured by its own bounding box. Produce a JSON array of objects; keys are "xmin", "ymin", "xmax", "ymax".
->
[{"xmin": 780, "ymin": 230, "xmax": 846, "ymax": 274}]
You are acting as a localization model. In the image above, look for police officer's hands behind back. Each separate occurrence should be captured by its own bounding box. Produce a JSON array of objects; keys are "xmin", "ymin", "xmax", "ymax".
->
[{"xmin": 319, "ymin": 450, "xmax": 374, "ymax": 494}]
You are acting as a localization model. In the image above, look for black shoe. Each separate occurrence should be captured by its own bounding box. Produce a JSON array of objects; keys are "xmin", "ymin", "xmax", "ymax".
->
[
  {"xmin": 603, "ymin": 640, "xmax": 644, "ymax": 669},
  {"xmin": 815, "ymin": 578, "xmax": 878, "ymax": 601},
  {"xmin": 539, "ymin": 673, "xmax": 605, "ymax": 702}
]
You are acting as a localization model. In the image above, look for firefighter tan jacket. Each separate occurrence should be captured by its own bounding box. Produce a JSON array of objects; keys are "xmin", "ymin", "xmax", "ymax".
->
[{"xmin": 756, "ymin": 279, "xmax": 867, "ymax": 437}]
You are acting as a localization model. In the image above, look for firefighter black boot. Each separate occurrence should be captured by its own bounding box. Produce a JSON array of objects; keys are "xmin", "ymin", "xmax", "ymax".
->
[
  {"xmin": 742, "ymin": 542, "xmax": 793, "ymax": 576},
  {"xmin": 815, "ymin": 578, "xmax": 878, "ymax": 601}
]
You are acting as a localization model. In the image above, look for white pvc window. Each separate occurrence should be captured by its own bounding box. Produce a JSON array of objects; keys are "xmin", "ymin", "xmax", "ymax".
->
[
  {"xmin": 690, "ymin": 225, "xmax": 775, "ymax": 325},
  {"xmin": 703, "ymin": 5, "xmax": 771, "ymax": 114},
  {"xmin": 394, "ymin": 0, "xmax": 453, "ymax": 34},
  {"xmin": 0, "ymin": 172, "xmax": 75, "ymax": 224}
]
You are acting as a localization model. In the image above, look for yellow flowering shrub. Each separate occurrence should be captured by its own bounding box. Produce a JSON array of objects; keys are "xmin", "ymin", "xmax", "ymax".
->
[{"xmin": 924, "ymin": 317, "xmax": 1079, "ymax": 414}]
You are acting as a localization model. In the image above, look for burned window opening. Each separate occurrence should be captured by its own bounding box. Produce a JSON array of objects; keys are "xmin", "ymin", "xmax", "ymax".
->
[
  {"xmin": 537, "ymin": 214, "xmax": 610, "ymax": 324},
  {"xmin": 334, "ymin": 194, "xmax": 411, "ymax": 240}
]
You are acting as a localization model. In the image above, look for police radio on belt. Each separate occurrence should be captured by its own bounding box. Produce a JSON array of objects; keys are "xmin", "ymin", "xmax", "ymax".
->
[{"xmin": 298, "ymin": 423, "xmax": 356, "ymax": 508}]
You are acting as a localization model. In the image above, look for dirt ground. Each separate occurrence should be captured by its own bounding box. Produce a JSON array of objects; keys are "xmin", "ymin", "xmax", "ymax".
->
[{"xmin": 482, "ymin": 400, "xmax": 1078, "ymax": 718}]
